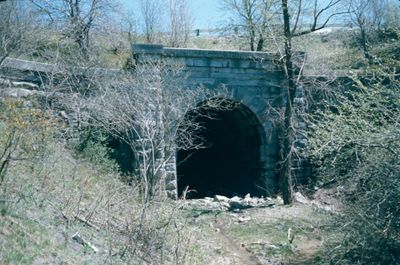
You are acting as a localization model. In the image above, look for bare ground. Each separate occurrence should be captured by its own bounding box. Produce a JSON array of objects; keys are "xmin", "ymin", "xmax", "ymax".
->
[{"xmin": 183, "ymin": 196, "xmax": 335, "ymax": 265}]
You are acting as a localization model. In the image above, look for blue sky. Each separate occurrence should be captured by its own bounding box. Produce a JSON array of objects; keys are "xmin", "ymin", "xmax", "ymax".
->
[{"xmin": 120, "ymin": 0, "xmax": 224, "ymax": 29}]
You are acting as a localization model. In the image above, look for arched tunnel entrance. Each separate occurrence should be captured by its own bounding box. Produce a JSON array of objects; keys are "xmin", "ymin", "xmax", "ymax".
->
[{"xmin": 177, "ymin": 98, "xmax": 266, "ymax": 199}]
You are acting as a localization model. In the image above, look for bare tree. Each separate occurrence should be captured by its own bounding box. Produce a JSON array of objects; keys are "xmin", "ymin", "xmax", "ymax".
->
[
  {"xmin": 139, "ymin": 0, "xmax": 164, "ymax": 43},
  {"xmin": 0, "ymin": 0, "xmax": 37, "ymax": 63},
  {"xmin": 347, "ymin": 0, "xmax": 374, "ymax": 61},
  {"xmin": 221, "ymin": 0, "xmax": 278, "ymax": 51},
  {"xmin": 221, "ymin": 0, "xmax": 347, "ymax": 203},
  {"xmin": 64, "ymin": 60, "xmax": 229, "ymax": 200},
  {"xmin": 30, "ymin": 0, "xmax": 118, "ymax": 59},
  {"xmin": 278, "ymin": 0, "xmax": 346, "ymax": 204},
  {"xmin": 347, "ymin": 0, "xmax": 399, "ymax": 62},
  {"xmin": 289, "ymin": 0, "xmax": 347, "ymax": 37},
  {"xmin": 168, "ymin": 0, "xmax": 192, "ymax": 47},
  {"xmin": 385, "ymin": 1, "xmax": 400, "ymax": 28}
]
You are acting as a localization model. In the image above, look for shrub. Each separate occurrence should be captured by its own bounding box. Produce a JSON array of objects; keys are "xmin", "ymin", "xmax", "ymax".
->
[
  {"xmin": 73, "ymin": 127, "xmax": 121, "ymax": 174},
  {"xmin": 0, "ymin": 98, "xmax": 55, "ymax": 185},
  {"xmin": 308, "ymin": 69, "xmax": 400, "ymax": 264}
]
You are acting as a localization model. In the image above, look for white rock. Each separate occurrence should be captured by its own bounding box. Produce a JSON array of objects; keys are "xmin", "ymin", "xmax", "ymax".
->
[
  {"xmin": 275, "ymin": 196, "xmax": 284, "ymax": 205},
  {"xmin": 294, "ymin": 192, "xmax": 310, "ymax": 205},
  {"xmin": 11, "ymin": 81, "xmax": 38, "ymax": 89},
  {"xmin": 238, "ymin": 216, "xmax": 251, "ymax": 223},
  {"xmin": 219, "ymin": 201, "xmax": 230, "ymax": 210},
  {"xmin": 5, "ymin": 88, "xmax": 35, "ymax": 97},
  {"xmin": 213, "ymin": 194, "xmax": 230, "ymax": 203},
  {"xmin": 229, "ymin": 196, "xmax": 242, "ymax": 202},
  {"xmin": 71, "ymin": 232, "xmax": 99, "ymax": 253}
]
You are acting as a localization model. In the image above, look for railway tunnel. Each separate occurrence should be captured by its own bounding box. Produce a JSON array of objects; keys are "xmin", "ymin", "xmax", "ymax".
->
[{"xmin": 177, "ymin": 98, "xmax": 267, "ymax": 198}]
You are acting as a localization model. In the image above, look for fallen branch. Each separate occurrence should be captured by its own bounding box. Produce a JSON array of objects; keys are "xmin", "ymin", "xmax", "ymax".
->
[
  {"xmin": 72, "ymin": 232, "xmax": 99, "ymax": 253},
  {"xmin": 75, "ymin": 215, "xmax": 100, "ymax": 231},
  {"xmin": 61, "ymin": 211, "xmax": 100, "ymax": 231}
]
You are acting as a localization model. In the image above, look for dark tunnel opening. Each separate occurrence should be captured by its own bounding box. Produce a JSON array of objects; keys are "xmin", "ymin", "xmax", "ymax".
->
[
  {"xmin": 107, "ymin": 137, "xmax": 135, "ymax": 175},
  {"xmin": 177, "ymin": 98, "xmax": 266, "ymax": 199}
]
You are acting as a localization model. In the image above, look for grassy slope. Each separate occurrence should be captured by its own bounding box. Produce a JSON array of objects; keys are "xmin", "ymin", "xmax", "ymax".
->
[{"xmin": 0, "ymin": 112, "xmax": 195, "ymax": 264}]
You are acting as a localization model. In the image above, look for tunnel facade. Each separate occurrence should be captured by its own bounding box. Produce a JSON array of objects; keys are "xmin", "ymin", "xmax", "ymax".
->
[
  {"xmin": 133, "ymin": 44, "xmax": 309, "ymax": 199},
  {"xmin": 177, "ymin": 98, "xmax": 266, "ymax": 198}
]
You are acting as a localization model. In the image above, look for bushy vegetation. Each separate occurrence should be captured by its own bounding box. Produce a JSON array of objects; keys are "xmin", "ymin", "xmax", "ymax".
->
[
  {"xmin": 73, "ymin": 128, "xmax": 121, "ymax": 174},
  {"xmin": 308, "ymin": 49, "xmax": 400, "ymax": 264},
  {"xmin": 0, "ymin": 98, "xmax": 55, "ymax": 188}
]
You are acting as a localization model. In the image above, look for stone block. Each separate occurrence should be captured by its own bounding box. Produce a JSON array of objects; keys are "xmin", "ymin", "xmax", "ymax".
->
[
  {"xmin": 133, "ymin": 44, "xmax": 164, "ymax": 54},
  {"xmin": 165, "ymin": 180, "xmax": 177, "ymax": 191},
  {"xmin": 166, "ymin": 190, "xmax": 177, "ymax": 199}
]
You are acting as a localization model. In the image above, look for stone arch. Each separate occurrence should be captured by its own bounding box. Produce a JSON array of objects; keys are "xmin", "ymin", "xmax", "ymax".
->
[{"xmin": 176, "ymin": 98, "xmax": 267, "ymax": 198}]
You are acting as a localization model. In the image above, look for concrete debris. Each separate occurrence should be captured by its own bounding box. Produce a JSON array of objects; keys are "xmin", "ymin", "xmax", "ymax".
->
[
  {"xmin": 59, "ymin": 110, "xmax": 69, "ymax": 120},
  {"xmin": 10, "ymin": 81, "xmax": 39, "ymax": 89},
  {"xmin": 229, "ymin": 199, "xmax": 252, "ymax": 211},
  {"xmin": 311, "ymin": 202, "xmax": 334, "ymax": 212},
  {"xmin": 287, "ymin": 227, "xmax": 295, "ymax": 243},
  {"xmin": 72, "ymin": 232, "xmax": 99, "ymax": 253},
  {"xmin": 184, "ymin": 194, "xmax": 277, "ymax": 212},
  {"xmin": 245, "ymin": 241, "xmax": 280, "ymax": 250},
  {"xmin": 293, "ymin": 191, "xmax": 311, "ymax": 205},
  {"xmin": 213, "ymin": 195, "xmax": 230, "ymax": 203},
  {"xmin": 5, "ymin": 88, "xmax": 35, "ymax": 97},
  {"xmin": 275, "ymin": 196, "xmax": 284, "ymax": 205},
  {"xmin": 0, "ymin": 78, "xmax": 39, "ymax": 89},
  {"xmin": 293, "ymin": 191, "xmax": 336, "ymax": 212},
  {"xmin": 219, "ymin": 201, "xmax": 230, "ymax": 209},
  {"xmin": 237, "ymin": 216, "xmax": 251, "ymax": 223}
]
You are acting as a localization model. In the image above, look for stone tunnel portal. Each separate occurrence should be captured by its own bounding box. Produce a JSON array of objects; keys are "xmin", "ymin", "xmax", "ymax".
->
[{"xmin": 177, "ymin": 98, "xmax": 266, "ymax": 199}]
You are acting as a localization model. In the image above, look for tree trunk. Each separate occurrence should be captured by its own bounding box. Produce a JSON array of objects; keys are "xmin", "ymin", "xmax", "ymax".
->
[
  {"xmin": 0, "ymin": 54, "xmax": 8, "ymax": 66},
  {"xmin": 256, "ymin": 33, "xmax": 264, "ymax": 51},
  {"xmin": 76, "ymin": 34, "xmax": 89, "ymax": 60},
  {"xmin": 360, "ymin": 27, "xmax": 373, "ymax": 63},
  {"xmin": 250, "ymin": 28, "xmax": 256, "ymax": 51},
  {"xmin": 280, "ymin": 0, "xmax": 295, "ymax": 205}
]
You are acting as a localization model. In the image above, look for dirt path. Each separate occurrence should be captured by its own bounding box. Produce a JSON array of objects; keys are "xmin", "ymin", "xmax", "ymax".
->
[
  {"xmin": 212, "ymin": 218, "xmax": 264, "ymax": 265},
  {"xmin": 191, "ymin": 203, "xmax": 325, "ymax": 265}
]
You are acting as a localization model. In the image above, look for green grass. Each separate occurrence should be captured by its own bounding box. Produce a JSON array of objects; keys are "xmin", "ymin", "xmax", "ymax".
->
[{"xmin": 0, "ymin": 212, "xmax": 51, "ymax": 264}]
